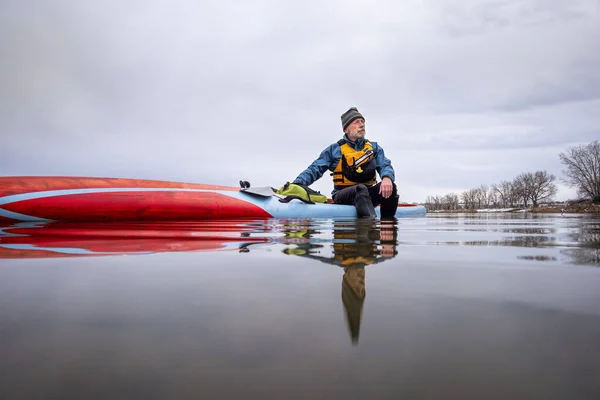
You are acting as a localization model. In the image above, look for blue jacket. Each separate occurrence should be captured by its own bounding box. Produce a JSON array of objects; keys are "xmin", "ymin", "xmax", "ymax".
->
[{"xmin": 293, "ymin": 135, "xmax": 395, "ymax": 195}]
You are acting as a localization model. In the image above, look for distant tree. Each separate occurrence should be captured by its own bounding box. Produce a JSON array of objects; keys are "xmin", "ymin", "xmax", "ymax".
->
[
  {"xmin": 513, "ymin": 171, "xmax": 557, "ymax": 207},
  {"xmin": 559, "ymin": 140, "xmax": 600, "ymax": 202},
  {"xmin": 461, "ymin": 188, "xmax": 478, "ymax": 210},
  {"xmin": 424, "ymin": 195, "xmax": 443, "ymax": 211},
  {"xmin": 442, "ymin": 193, "xmax": 459, "ymax": 210},
  {"xmin": 476, "ymin": 184, "xmax": 488, "ymax": 208},
  {"xmin": 440, "ymin": 196, "xmax": 449, "ymax": 210},
  {"xmin": 512, "ymin": 175, "xmax": 529, "ymax": 207},
  {"xmin": 492, "ymin": 180, "xmax": 517, "ymax": 207},
  {"xmin": 451, "ymin": 192, "xmax": 460, "ymax": 209},
  {"xmin": 507, "ymin": 181, "xmax": 520, "ymax": 207},
  {"xmin": 460, "ymin": 191, "xmax": 469, "ymax": 209},
  {"xmin": 434, "ymin": 195, "xmax": 442, "ymax": 210},
  {"xmin": 424, "ymin": 196, "xmax": 433, "ymax": 210},
  {"xmin": 491, "ymin": 184, "xmax": 501, "ymax": 205},
  {"xmin": 528, "ymin": 171, "xmax": 558, "ymax": 207},
  {"xmin": 487, "ymin": 186, "xmax": 499, "ymax": 208}
]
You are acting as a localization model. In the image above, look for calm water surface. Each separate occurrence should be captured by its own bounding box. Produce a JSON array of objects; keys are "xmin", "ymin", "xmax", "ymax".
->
[{"xmin": 1, "ymin": 213, "xmax": 599, "ymax": 399}]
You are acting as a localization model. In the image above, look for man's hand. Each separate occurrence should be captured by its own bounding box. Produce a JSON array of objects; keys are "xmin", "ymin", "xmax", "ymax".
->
[{"xmin": 379, "ymin": 177, "xmax": 394, "ymax": 198}]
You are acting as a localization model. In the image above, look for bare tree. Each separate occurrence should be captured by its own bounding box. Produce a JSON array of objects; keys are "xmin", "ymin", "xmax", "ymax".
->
[
  {"xmin": 529, "ymin": 171, "xmax": 557, "ymax": 207},
  {"xmin": 492, "ymin": 180, "xmax": 513, "ymax": 207},
  {"xmin": 514, "ymin": 171, "xmax": 557, "ymax": 207},
  {"xmin": 451, "ymin": 192, "xmax": 460, "ymax": 210},
  {"xmin": 442, "ymin": 193, "xmax": 459, "ymax": 210},
  {"xmin": 424, "ymin": 196, "xmax": 435, "ymax": 211},
  {"xmin": 461, "ymin": 189, "xmax": 478, "ymax": 210},
  {"xmin": 425, "ymin": 192, "xmax": 461, "ymax": 211},
  {"xmin": 559, "ymin": 140, "xmax": 600, "ymax": 202},
  {"xmin": 434, "ymin": 195, "xmax": 442, "ymax": 210},
  {"xmin": 424, "ymin": 195, "xmax": 443, "ymax": 211},
  {"xmin": 487, "ymin": 186, "xmax": 499, "ymax": 208},
  {"xmin": 512, "ymin": 175, "xmax": 529, "ymax": 207},
  {"xmin": 491, "ymin": 184, "xmax": 501, "ymax": 206},
  {"xmin": 507, "ymin": 181, "xmax": 520, "ymax": 207},
  {"xmin": 476, "ymin": 184, "xmax": 488, "ymax": 208}
]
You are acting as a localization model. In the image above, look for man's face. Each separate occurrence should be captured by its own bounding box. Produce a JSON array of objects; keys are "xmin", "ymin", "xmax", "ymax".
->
[{"xmin": 345, "ymin": 118, "xmax": 365, "ymax": 141}]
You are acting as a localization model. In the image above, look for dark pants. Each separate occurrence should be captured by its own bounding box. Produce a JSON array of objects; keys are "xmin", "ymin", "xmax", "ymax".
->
[{"xmin": 333, "ymin": 183, "xmax": 399, "ymax": 218}]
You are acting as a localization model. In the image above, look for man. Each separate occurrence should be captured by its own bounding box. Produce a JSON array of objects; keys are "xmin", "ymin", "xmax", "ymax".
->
[{"xmin": 292, "ymin": 107, "xmax": 399, "ymax": 218}]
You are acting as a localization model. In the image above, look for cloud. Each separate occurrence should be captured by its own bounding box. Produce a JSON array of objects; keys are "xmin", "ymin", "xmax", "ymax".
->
[{"xmin": 1, "ymin": 0, "xmax": 599, "ymax": 202}]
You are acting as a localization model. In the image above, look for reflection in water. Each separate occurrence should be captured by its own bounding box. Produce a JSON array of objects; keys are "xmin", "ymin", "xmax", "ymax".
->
[
  {"xmin": 517, "ymin": 255, "xmax": 558, "ymax": 262},
  {"xmin": 497, "ymin": 228, "xmax": 556, "ymax": 235},
  {"xmin": 460, "ymin": 236, "xmax": 557, "ymax": 247},
  {"xmin": 1, "ymin": 216, "xmax": 600, "ymax": 398},
  {"xmin": 562, "ymin": 248, "xmax": 600, "ymax": 265},
  {"xmin": 561, "ymin": 217, "xmax": 600, "ymax": 265},
  {"xmin": 1, "ymin": 215, "xmax": 600, "ymax": 269},
  {"xmin": 282, "ymin": 219, "xmax": 398, "ymax": 344}
]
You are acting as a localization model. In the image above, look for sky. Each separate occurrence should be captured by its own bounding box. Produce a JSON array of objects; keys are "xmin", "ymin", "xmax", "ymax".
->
[{"xmin": 1, "ymin": 0, "xmax": 599, "ymax": 203}]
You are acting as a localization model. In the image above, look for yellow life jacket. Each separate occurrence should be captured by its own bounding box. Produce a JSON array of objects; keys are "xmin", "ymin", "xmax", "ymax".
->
[
  {"xmin": 333, "ymin": 139, "xmax": 377, "ymax": 189},
  {"xmin": 333, "ymin": 243, "xmax": 377, "ymax": 266}
]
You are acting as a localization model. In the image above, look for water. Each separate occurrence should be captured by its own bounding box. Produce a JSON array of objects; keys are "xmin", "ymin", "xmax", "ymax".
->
[{"xmin": 1, "ymin": 213, "xmax": 599, "ymax": 399}]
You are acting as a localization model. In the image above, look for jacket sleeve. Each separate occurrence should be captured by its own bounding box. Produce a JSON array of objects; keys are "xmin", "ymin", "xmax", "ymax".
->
[
  {"xmin": 373, "ymin": 142, "xmax": 395, "ymax": 182},
  {"xmin": 293, "ymin": 144, "xmax": 338, "ymax": 186}
]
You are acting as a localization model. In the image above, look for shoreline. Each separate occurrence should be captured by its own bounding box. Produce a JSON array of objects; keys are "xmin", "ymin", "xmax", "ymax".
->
[{"xmin": 428, "ymin": 204, "xmax": 600, "ymax": 214}]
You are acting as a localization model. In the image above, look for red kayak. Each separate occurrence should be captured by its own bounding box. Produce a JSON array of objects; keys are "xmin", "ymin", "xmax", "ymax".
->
[
  {"xmin": 0, "ymin": 176, "xmax": 272, "ymax": 222},
  {"xmin": 0, "ymin": 176, "xmax": 426, "ymax": 222}
]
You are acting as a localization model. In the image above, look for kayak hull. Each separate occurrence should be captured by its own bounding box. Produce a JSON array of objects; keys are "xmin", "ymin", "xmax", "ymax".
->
[{"xmin": 0, "ymin": 176, "xmax": 426, "ymax": 221}]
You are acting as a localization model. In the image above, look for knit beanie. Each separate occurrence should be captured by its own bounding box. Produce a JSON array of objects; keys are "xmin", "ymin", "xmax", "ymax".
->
[{"xmin": 341, "ymin": 107, "xmax": 365, "ymax": 130}]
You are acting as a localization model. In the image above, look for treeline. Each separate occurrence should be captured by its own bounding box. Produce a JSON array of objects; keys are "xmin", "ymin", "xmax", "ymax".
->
[
  {"xmin": 424, "ymin": 171, "xmax": 557, "ymax": 211},
  {"xmin": 424, "ymin": 139, "xmax": 600, "ymax": 211}
]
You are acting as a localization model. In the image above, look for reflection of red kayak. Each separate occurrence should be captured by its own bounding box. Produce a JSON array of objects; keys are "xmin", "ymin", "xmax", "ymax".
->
[
  {"xmin": 0, "ymin": 237, "xmax": 250, "ymax": 259},
  {"xmin": 0, "ymin": 176, "xmax": 426, "ymax": 222},
  {"xmin": 0, "ymin": 221, "xmax": 267, "ymax": 259}
]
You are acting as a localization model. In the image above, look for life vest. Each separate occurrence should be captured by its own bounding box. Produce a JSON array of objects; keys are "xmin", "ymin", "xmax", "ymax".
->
[
  {"xmin": 332, "ymin": 226, "xmax": 378, "ymax": 266},
  {"xmin": 333, "ymin": 139, "xmax": 377, "ymax": 189},
  {"xmin": 332, "ymin": 243, "xmax": 377, "ymax": 266}
]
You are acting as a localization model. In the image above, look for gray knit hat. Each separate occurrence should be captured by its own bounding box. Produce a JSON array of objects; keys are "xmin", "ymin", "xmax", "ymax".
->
[{"xmin": 341, "ymin": 107, "xmax": 365, "ymax": 130}]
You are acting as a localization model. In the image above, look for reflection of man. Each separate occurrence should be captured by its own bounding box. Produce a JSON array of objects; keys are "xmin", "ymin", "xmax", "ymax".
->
[
  {"xmin": 282, "ymin": 219, "xmax": 398, "ymax": 344},
  {"xmin": 342, "ymin": 265, "xmax": 366, "ymax": 344}
]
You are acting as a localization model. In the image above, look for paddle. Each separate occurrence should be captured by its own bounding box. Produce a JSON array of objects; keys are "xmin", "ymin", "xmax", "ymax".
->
[{"xmin": 240, "ymin": 186, "xmax": 277, "ymax": 197}]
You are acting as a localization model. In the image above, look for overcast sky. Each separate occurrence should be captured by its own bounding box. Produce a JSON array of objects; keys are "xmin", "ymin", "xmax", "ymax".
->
[{"xmin": 1, "ymin": 0, "xmax": 599, "ymax": 202}]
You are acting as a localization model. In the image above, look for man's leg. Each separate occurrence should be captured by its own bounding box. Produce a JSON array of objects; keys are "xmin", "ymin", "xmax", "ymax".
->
[
  {"xmin": 367, "ymin": 182, "xmax": 399, "ymax": 218},
  {"xmin": 333, "ymin": 185, "xmax": 376, "ymax": 218}
]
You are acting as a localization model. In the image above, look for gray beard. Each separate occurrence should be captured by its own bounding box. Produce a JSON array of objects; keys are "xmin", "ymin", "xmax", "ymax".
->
[{"xmin": 347, "ymin": 131, "xmax": 365, "ymax": 142}]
